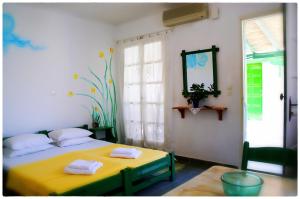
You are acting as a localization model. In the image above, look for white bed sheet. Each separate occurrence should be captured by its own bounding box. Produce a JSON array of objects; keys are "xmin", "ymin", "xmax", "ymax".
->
[{"xmin": 3, "ymin": 139, "xmax": 112, "ymax": 170}]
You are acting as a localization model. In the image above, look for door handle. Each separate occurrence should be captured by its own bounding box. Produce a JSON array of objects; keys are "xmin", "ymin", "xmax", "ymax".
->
[
  {"xmin": 280, "ymin": 93, "xmax": 284, "ymax": 100},
  {"xmin": 289, "ymin": 97, "xmax": 298, "ymax": 121}
]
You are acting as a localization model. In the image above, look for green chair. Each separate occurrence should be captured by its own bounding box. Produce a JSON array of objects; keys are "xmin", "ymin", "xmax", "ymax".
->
[{"xmin": 241, "ymin": 141, "xmax": 297, "ymax": 175}]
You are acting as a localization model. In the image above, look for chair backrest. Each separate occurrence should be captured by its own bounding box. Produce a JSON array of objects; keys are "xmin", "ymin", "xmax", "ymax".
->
[{"xmin": 241, "ymin": 141, "xmax": 297, "ymax": 171}]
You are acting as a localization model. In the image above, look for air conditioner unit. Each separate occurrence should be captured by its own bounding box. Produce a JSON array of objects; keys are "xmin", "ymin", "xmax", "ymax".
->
[{"xmin": 163, "ymin": 3, "xmax": 209, "ymax": 27}]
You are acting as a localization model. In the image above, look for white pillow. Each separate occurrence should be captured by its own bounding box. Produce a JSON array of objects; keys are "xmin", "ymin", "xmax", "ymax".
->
[
  {"xmin": 48, "ymin": 128, "xmax": 92, "ymax": 142},
  {"xmin": 4, "ymin": 144, "xmax": 54, "ymax": 158},
  {"xmin": 56, "ymin": 137, "xmax": 95, "ymax": 147},
  {"xmin": 3, "ymin": 133, "xmax": 53, "ymax": 150}
]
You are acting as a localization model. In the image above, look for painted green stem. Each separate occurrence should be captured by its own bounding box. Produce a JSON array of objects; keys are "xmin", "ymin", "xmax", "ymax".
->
[
  {"xmin": 88, "ymin": 67, "xmax": 105, "ymax": 93},
  {"xmin": 104, "ymin": 59, "xmax": 110, "ymax": 125},
  {"xmin": 80, "ymin": 77, "xmax": 104, "ymax": 99},
  {"xmin": 76, "ymin": 93, "xmax": 109, "ymax": 126},
  {"xmin": 79, "ymin": 76, "xmax": 108, "ymax": 117},
  {"xmin": 109, "ymin": 55, "xmax": 118, "ymax": 137}
]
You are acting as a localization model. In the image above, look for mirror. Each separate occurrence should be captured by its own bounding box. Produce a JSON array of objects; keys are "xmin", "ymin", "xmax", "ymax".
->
[{"xmin": 181, "ymin": 45, "xmax": 220, "ymax": 97}]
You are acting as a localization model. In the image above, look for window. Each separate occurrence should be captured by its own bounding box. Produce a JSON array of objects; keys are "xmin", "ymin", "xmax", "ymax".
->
[{"xmin": 123, "ymin": 40, "xmax": 164, "ymax": 148}]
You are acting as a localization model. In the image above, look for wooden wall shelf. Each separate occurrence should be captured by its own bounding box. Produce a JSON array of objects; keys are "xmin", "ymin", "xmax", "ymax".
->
[{"xmin": 172, "ymin": 105, "xmax": 227, "ymax": 120}]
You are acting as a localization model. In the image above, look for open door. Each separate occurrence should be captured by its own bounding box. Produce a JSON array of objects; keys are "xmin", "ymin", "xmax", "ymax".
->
[{"xmin": 242, "ymin": 11, "xmax": 285, "ymax": 174}]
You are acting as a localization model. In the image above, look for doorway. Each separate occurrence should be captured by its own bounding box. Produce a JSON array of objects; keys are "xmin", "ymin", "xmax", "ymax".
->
[{"xmin": 242, "ymin": 12, "xmax": 285, "ymax": 174}]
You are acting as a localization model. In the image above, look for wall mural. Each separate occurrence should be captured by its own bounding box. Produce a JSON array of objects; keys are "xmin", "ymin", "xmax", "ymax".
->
[
  {"xmin": 3, "ymin": 13, "xmax": 44, "ymax": 53},
  {"xmin": 68, "ymin": 48, "xmax": 117, "ymax": 140}
]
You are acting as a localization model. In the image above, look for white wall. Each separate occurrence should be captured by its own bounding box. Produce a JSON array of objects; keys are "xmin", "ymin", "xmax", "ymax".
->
[
  {"xmin": 115, "ymin": 3, "xmax": 282, "ymax": 167},
  {"xmin": 3, "ymin": 4, "xmax": 115, "ymax": 137}
]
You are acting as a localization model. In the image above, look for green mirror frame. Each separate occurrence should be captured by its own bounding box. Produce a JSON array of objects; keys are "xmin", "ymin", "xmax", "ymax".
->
[{"xmin": 181, "ymin": 45, "xmax": 221, "ymax": 97}]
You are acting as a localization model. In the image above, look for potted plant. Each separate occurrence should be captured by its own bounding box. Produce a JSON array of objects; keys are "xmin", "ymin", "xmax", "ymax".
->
[
  {"xmin": 91, "ymin": 106, "xmax": 100, "ymax": 128},
  {"xmin": 183, "ymin": 83, "xmax": 215, "ymax": 108}
]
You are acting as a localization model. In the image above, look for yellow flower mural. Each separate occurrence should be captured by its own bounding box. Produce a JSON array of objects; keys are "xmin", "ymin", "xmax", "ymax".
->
[
  {"xmin": 99, "ymin": 51, "xmax": 105, "ymax": 58},
  {"xmin": 67, "ymin": 91, "xmax": 74, "ymax": 97},
  {"xmin": 73, "ymin": 73, "xmax": 79, "ymax": 80},
  {"xmin": 68, "ymin": 48, "xmax": 118, "ymax": 142},
  {"xmin": 109, "ymin": 48, "xmax": 114, "ymax": 54},
  {"xmin": 90, "ymin": 87, "xmax": 96, "ymax": 94}
]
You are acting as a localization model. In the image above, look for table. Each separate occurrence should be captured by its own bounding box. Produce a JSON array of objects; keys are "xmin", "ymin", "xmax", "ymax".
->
[
  {"xmin": 164, "ymin": 166, "xmax": 297, "ymax": 196},
  {"xmin": 89, "ymin": 127, "xmax": 117, "ymax": 143}
]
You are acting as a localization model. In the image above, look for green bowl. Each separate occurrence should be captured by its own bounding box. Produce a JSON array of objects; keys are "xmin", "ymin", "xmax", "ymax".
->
[{"xmin": 221, "ymin": 171, "xmax": 264, "ymax": 196}]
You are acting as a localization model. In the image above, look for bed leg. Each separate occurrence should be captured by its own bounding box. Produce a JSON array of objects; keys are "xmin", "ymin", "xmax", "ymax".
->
[
  {"xmin": 169, "ymin": 152, "xmax": 176, "ymax": 181},
  {"xmin": 121, "ymin": 168, "xmax": 133, "ymax": 196}
]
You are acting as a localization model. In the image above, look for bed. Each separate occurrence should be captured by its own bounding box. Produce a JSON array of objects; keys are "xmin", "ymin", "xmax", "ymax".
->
[{"xmin": 3, "ymin": 126, "xmax": 175, "ymax": 196}]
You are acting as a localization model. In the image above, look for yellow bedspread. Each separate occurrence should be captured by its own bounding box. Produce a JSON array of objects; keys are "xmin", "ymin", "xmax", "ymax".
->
[{"xmin": 6, "ymin": 144, "xmax": 168, "ymax": 196}]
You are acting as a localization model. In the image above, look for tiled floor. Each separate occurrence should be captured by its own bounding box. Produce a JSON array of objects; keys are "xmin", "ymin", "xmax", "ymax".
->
[{"xmin": 135, "ymin": 157, "xmax": 213, "ymax": 196}]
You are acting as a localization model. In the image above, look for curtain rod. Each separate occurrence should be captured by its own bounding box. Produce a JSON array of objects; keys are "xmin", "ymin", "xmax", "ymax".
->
[{"xmin": 116, "ymin": 28, "xmax": 174, "ymax": 45}]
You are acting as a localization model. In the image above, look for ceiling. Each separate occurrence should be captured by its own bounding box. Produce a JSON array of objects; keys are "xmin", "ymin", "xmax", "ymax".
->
[
  {"xmin": 244, "ymin": 12, "xmax": 283, "ymax": 54},
  {"xmin": 22, "ymin": 3, "xmax": 182, "ymax": 25}
]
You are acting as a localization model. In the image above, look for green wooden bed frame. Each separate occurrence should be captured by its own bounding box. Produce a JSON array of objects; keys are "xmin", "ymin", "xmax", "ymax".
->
[{"xmin": 3, "ymin": 125, "xmax": 176, "ymax": 196}]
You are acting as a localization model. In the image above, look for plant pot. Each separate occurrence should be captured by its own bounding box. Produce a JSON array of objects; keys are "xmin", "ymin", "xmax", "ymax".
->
[
  {"xmin": 192, "ymin": 99, "xmax": 200, "ymax": 108},
  {"xmin": 191, "ymin": 99, "xmax": 207, "ymax": 108},
  {"xmin": 92, "ymin": 126, "xmax": 117, "ymax": 143},
  {"xmin": 92, "ymin": 122, "xmax": 99, "ymax": 128}
]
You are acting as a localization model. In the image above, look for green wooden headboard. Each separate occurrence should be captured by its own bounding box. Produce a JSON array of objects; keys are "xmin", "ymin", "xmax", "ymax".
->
[
  {"xmin": 36, "ymin": 124, "xmax": 89, "ymax": 136},
  {"xmin": 3, "ymin": 124, "xmax": 89, "ymax": 141}
]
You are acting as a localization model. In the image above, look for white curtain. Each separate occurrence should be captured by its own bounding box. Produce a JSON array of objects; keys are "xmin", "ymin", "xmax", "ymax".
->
[{"xmin": 118, "ymin": 33, "xmax": 167, "ymax": 149}]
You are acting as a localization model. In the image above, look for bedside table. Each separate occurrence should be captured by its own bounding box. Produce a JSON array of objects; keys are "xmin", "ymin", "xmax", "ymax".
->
[{"xmin": 89, "ymin": 127, "xmax": 117, "ymax": 143}]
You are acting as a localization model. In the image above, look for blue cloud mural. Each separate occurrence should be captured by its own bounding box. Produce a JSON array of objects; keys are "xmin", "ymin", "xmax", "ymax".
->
[
  {"xmin": 186, "ymin": 53, "xmax": 208, "ymax": 69},
  {"xmin": 3, "ymin": 13, "xmax": 44, "ymax": 53}
]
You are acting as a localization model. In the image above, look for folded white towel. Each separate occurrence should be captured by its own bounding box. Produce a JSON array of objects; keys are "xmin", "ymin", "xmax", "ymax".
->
[
  {"xmin": 110, "ymin": 150, "xmax": 142, "ymax": 159},
  {"xmin": 68, "ymin": 160, "xmax": 100, "ymax": 171},
  {"xmin": 64, "ymin": 161, "xmax": 103, "ymax": 175},
  {"xmin": 112, "ymin": 147, "xmax": 139, "ymax": 155}
]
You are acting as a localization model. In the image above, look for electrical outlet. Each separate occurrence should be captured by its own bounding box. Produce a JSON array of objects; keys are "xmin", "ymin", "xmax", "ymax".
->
[{"xmin": 227, "ymin": 86, "xmax": 232, "ymax": 96}]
